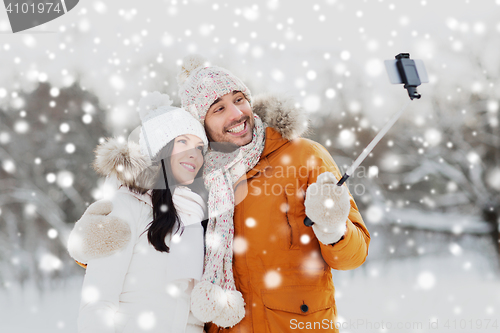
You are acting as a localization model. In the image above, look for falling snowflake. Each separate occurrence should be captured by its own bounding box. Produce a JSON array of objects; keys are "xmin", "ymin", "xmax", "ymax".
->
[
  {"xmin": 466, "ymin": 151, "xmax": 480, "ymax": 164},
  {"xmin": 348, "ymin": 101, "xmax": 361, "ymax": 113},
  {"xmin": 81, "ymin": 285, "xmax": 100, "ymax": 303},
  {"xmin": 243, "ymin": 6, "xmax": 259, "ymax": 21},
  {"xmin": 303, "ymin": 94, "xmax": 321, "ymax": 113},
  {"xmin": 380, "ymin": 153, "xmax": 401, "ymax": 172},
  {"xmin": 14, "ymin": 120, "xmax": 29, "ymax": 134},
  {"xmin": 325, "ymin": 88, "xmax": 336, "ymax": 99},
  {"xmin": 39, "ymin": 253, "xmax": 63, "ymax": 272},
  {"xmin": 233, "ymin": 236, "xmax": 248, "ymax": 254},
  {"xmin": 424, "ymin": 128, "xmax": 442, "ymax": 147},
  {"xmin": 56, "ymin": 170, "xmax": 74, "ymax": 188},
  {"xmin": 417, "ymin": 271, "xmax": 436, "ymax": 290},
  {"xmin": 245, "ymin": 217, "xmax": 256, "ymax": 228},
  {"xmin": 365, "ymin": 205, "xmax": 384, "ymax": 224},
  {"xmin": 2, "ymin": 159, "xmax": 16, "ymax": 174},
  {"xmin": 306, "ymin": 70, "xmax": 317, "ymax": 80},
  {"xmin": 338, "ymin": 129, "xmax": 356, "ymax": 147},
  {"xmin": 446, "ymin": 181, "xmax": 458, "ymax": 192},
  {"xmin": 171, "ymin": 234, "xmax": 181, "ymax": 244},
  {"xmin": 365, "ymin": 58, "xmax": 383, "ymax": 77},
  {"xmin": 205, "ymin": 233, "xmax": 222, "ymax": 250},
  {"xmin": 65, "ymin": 143, "xmax": 76, "ymax": 154},
  {"xmin": 271, "ymin": 69, "xmax": 285, "ymax": 82},
  {"xmin": 340, "ymin": 50, "xmax": 350, "ymax": 60},
  {"xmin": 59, "ymin": 123, "xmax": 70, "ymax": 134},
  {"xmin": 82, "ymin": 114, "xmax": 93, "ymax": 124},
  {"xmin": 49, "ymin": 87, "xmax": 60, "ymax": 97},
  {"xmin": 368, "ymin": 166, "xmax": 379, "ymax": 178},
  {"xmin": 109, "ymin": 75, "xmax": 125, "ymax": 90},
  {"xmin": 251, "ymin": 46, "xmax": 264, "ymax": 58},
  {"xmin": 449, "ymin": 243, "xmax": 463, "ymax": 256},
  {"xmin": 300, "ymin": 234, "xmax": 310, "ymax": 244},
  {"xmin": 166, "ymin": 283, "xmax": 180, "ymax": 297},
  {"xmin": 137, "ymin": 311, "xmax": 156, "ymax": 330},
  {"xmin": 24, "ymin": 204, "xmax": 37, "ymax": 216},
  {"xmin": 47, "ymin": 229, "xmax": 58, "ymax": 239},
  {"xmin": 264, "ymin": 270, "xmax": 282, "ymax": 289}
]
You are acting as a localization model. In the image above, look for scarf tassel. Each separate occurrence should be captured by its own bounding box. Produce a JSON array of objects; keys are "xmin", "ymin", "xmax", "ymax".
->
[{"xmin": 190, "ymin": 281, "xmax": 245, "ymax": 328}]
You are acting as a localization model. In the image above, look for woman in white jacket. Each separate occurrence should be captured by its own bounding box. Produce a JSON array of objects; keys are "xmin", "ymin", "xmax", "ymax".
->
[{"xmin": 68, "ymin": 92, "xmax": 209, "ymax": 333}]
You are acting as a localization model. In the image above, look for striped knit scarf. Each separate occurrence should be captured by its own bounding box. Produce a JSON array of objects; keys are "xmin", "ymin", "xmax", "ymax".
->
[{"xmin": 190, "ymin": 114, "xmax": 266, "ymax": 328}]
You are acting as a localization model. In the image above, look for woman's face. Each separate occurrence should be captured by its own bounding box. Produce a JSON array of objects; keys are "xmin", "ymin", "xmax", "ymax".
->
[{"xmin": 170, "ymin": 134, "xmax": 204, "ymax": 185}]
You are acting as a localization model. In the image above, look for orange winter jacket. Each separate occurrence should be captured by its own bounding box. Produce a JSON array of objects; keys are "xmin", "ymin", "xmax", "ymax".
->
[{"xmin": 206, "ymin": 122, "xmax": 370, "ymax": 333}]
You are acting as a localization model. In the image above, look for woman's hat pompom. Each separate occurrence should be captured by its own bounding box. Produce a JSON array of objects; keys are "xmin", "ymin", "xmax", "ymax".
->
[{"xmin": 137, "ymin": 91, "xmax": 173, "ymax": 122}]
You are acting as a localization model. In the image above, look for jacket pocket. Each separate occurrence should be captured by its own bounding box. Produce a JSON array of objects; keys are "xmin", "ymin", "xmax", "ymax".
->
[
  {"xmin": 285, "ymin": 188, "xmax": 303, "ymax": 250},
  {"xmin": 262, "ymin": 285, "xmax": 337, "ymax": 332}
]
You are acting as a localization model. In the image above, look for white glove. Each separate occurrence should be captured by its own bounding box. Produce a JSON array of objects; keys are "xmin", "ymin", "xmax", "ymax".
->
[{"xmin": 304, "ymin": 172, "xmax": 351, "ymax": 244}]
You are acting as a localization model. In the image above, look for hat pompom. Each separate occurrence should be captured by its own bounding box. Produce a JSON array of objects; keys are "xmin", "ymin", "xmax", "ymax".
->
[
  {"xmin": 190, "ymin": 281, "xmax": 226, "ymax": 322},
  {"xmin": 138, "ymin": 91, "xmax": 173, "ymax": 122},
  {"xmin": 211, "ymin": 289, "xmax": 246, "ymax": 328},
  {"xmin": 177, "ymin": 54, "xmax": 206, "ymax": 86}
]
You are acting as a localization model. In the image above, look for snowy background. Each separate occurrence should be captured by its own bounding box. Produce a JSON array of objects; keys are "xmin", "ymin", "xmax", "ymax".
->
[{"xmin": 1, "ymin": 0, "xmax": 500, "ymax": 332}]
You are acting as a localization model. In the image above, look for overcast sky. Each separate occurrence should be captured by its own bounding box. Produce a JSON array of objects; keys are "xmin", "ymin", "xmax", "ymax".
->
[{"xmin": 0, "ymin": 0, "xmax": 499, "ymax": 129}]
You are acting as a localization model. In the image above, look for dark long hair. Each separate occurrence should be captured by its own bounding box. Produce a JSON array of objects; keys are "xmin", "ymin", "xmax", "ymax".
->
[{"xmin": 144, "ymin": 140, "xmax": 208, "ymax": 253}]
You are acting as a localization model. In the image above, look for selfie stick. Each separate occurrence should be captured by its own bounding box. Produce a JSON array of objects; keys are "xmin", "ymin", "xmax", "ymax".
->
[
  {"xmin": 335, "ymin": 98, "xmax": 412, "ymax": 186},
  {"xmin": 304, "ymin": 53, "xmax": 424, "ymax": 227}
]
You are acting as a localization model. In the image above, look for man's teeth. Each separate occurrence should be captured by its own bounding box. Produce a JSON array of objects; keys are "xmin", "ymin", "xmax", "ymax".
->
[
  {"xmin": 181, "ymin": 163, "xmax": 195, "ymax": 170},
  {"xmin": 228, "ymin": 121, "xmax": 245, "ymax": 133}
]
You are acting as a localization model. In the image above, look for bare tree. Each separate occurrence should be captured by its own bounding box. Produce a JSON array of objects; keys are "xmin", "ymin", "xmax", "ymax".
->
[{"xmin": 0, "ymin": 82, "xmax": 110, "ymax": 288}]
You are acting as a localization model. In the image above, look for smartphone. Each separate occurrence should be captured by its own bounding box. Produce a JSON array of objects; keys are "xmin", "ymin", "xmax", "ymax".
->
[{"xmin": 384, "ymin": 59, "xmax": 429, "ymax": 84}]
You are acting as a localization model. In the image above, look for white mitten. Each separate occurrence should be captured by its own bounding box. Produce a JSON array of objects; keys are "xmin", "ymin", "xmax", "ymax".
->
[
  {"xmin": 67, "ymin": 200, "xmax": 131, "ymax": 266},
  {"xmin": 304, "ymin": 172, "xmax": 351, "ymax": 245}
]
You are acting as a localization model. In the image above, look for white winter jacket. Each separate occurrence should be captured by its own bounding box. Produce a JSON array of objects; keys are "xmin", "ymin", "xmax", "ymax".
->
[{"xmin": 73, "ymin": 183, "xmax": 205, "ymax": 333}]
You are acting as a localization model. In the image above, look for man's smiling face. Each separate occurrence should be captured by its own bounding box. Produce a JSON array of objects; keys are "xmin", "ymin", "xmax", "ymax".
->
[{"xmin": 204, "ymin": 91, "xmax": 255, "ymax": 147}]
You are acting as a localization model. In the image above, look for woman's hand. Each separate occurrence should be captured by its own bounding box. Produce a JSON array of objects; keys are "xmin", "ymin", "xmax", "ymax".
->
[{"xmin": 67, "ymin": 200, "xmax": 131, "ymax": 265}]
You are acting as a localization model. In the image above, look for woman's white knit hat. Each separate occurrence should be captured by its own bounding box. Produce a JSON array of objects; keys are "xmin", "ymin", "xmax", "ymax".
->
[
  {"xmin": 137, "ymin": 91, "xmax": 208, "ymax": 160},
  {"xmin": 176, "ymin": 55, "xmax": 252, "ymax": 124}
]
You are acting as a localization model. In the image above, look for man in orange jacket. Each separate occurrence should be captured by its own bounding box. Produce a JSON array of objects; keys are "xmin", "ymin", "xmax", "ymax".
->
[{"xmin": 176, "ymin": 56, "xmax": 370, "ymax": 333}]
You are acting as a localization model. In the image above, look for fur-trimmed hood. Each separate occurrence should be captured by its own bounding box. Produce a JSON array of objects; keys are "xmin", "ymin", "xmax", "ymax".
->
[
  {"xmin": 93, "ymin": 138, "xmax": 157, "ymax": 193},
  {"xmin": 93, "ymin": 94, "xmax": 308, "ymax": 191},
  {"xmin": 252, "ymin": 93, "xmax": 309, "ymax": 141}
]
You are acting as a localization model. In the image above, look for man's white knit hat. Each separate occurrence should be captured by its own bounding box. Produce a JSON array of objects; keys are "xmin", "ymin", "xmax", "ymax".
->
[
  {"xmin": 138, "ymin": 91, "xmax": 208, "ymax": 160},
  {"xmin": 177, "ymin": 55, "xmax": 252, "ymax": 124}
]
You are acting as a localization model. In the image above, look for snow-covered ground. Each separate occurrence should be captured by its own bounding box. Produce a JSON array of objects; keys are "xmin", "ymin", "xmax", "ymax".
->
[
  {"xmin": 2, "ymin": 252, "xmax": 498, "ymax": 333},
  {"xmin": 0, "ymin": 276, "xmax": 82, "ymax": 333},
  {"xmin": 335, "ymin": 252, "xmax": 500, "ymax": 333}
]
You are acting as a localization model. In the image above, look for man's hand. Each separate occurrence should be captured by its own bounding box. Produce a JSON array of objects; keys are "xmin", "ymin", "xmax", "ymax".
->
[{"xmin": 304, "ymin": 172, "xmax": 351, "ymax": 245}]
